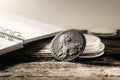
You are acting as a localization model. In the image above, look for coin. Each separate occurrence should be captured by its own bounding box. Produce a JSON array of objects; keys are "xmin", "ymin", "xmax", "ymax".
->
[
  {"xmin": 84, "ymin": 34, "xmax": 101, "ymax": 48},
  {"xmin": 88, "ymin": 27, "xmax": 117, "ymax": 37},
  {"xmin": 51, "ymin": 29, "xmax": 86, "ymax": 61},
  {"xmin": 83, "ymin": 42, "xmax": 105, "ymax": 54},
  {"xmin": 80, "ymin": 42, "xmax": 105, "ymax": 58}
]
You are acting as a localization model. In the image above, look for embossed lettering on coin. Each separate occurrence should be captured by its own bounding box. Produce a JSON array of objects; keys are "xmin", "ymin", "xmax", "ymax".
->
[{"xmin": 51, "ymin": 29, "xmax": 86, "ymax": 61}]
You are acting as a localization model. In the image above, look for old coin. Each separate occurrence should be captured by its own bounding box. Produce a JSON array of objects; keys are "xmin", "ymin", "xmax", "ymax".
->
[
  {"xmin": 51, "ymin": 29, "xmax": 86, "ymax": 61},
  {"xmin": 88, "ymin": 27, "xmax": 117, "ymax": 37}
]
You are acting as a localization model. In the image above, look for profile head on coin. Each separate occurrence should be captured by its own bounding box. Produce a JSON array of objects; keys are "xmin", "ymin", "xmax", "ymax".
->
[{"xmin": 51, "ymin": 29, "xmax": 86, "ymax": 61}]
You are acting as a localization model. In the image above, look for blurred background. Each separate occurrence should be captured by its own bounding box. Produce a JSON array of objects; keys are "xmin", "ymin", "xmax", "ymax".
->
[{"xmin": 0, "ymin": 0, "xmax": 120, "ymax": 29}]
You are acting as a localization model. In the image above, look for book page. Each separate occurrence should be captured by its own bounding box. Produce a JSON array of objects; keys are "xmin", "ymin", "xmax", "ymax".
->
[
  {"xmin": 0, "ymin": 11, "xmax": 64, "ymax": 44},
  {"xmin": 0, "ymin": 37, "xmax": 23, "ymax": 55}
]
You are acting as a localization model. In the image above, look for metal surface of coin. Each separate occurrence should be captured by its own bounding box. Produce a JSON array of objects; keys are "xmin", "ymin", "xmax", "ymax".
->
[{"xmin": 51, "ymin": 29, "xmax": 86, "ymax": 61}]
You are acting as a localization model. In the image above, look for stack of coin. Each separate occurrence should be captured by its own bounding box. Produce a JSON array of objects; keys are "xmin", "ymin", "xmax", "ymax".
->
[
  {"xmin": 88, "ymin": 27, "xmax": 117, "ymax": 37},
  {"xmin": 51, "ymin": 29, "xmax": 105, "ymax": 61},
  {"xmin": 79, "ymin": 34, "xmax": 105, "ymax": 58}
]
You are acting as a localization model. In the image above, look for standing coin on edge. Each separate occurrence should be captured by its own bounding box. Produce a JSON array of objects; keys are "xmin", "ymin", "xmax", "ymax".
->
[{"xmin": 51, "ymin": 29, "xmax": 86, "ymax": 61}]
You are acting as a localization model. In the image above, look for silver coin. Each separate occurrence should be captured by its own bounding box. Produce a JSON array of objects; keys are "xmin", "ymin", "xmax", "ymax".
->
[
  {"xmin": 51, "ymin": 29, "xmax": 86, "ymax": 61},
  {"xmin": 84, "ymin": 34, "xmax": 101, "ymax": 47},
  {"xmin": 88, "ymin": 27, "xmax": 117, "ymax": 37},
  {"xmin": 83, "ymin": 42, "xmax": 105, "ymax": 54}
]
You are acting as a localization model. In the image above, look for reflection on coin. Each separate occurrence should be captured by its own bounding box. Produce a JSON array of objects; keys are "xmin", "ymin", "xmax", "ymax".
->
[{"xmin": 51, "ymin": 29, "xmax": 86, "ymax": 61}]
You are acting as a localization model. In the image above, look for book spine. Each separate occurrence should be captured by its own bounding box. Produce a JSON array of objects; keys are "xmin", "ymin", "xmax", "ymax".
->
[{"xmin": 0, "ymin": 26, "xmax": 25, "ymax": 41}]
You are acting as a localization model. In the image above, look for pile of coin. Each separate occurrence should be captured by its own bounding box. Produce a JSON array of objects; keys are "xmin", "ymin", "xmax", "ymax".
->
[
  {"xmin": 80, "ymin": 34, "xmax": 105, "ymax": 58},
  {"xmin": 51, "ymin": 29, "xmax": 105, "ymax": 61}
]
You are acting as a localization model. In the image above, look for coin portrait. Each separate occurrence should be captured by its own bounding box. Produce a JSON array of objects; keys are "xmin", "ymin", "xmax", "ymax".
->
[{"xmin": 51, "ymin": 29, "xmax": 86, "ymax": 61}]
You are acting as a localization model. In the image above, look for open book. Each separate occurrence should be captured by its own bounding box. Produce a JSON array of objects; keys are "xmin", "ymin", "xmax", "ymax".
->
[{"xmin": 0, "ymin": 11, "xmax": 64, "ymax": 55}]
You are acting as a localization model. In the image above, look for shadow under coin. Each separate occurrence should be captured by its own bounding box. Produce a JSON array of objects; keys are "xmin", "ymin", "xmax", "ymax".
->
[{"xmin": 74, "ymin": 54, "xmax": 120, "ymax": 66}]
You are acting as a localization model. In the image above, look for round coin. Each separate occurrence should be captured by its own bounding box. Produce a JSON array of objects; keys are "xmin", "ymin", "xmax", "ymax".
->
[
  {"xmin": 51, "ymin": 29, "xmax": 86, "ymax": 61},
  {"xmin": 88, "ymin": 27, "xmax": 117, "ymax": 37},
  {"xmin": 83, "ymin": 42, "xmax": 105, "ymax": 54},
  {"xmin": 84, "ymin": 34, "xmax": 101, "ymax": 47}
]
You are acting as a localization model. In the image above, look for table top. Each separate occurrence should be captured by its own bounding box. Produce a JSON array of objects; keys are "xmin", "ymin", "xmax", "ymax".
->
[{"xmin": 0, "ymin": 30, "xmax": 120, "ymax": 79}]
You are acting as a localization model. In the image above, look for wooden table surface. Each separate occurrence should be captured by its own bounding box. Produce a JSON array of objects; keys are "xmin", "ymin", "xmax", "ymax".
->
[{"xmin": 0, "ymin": 30, "xmax": 120, "ymax": 79}]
